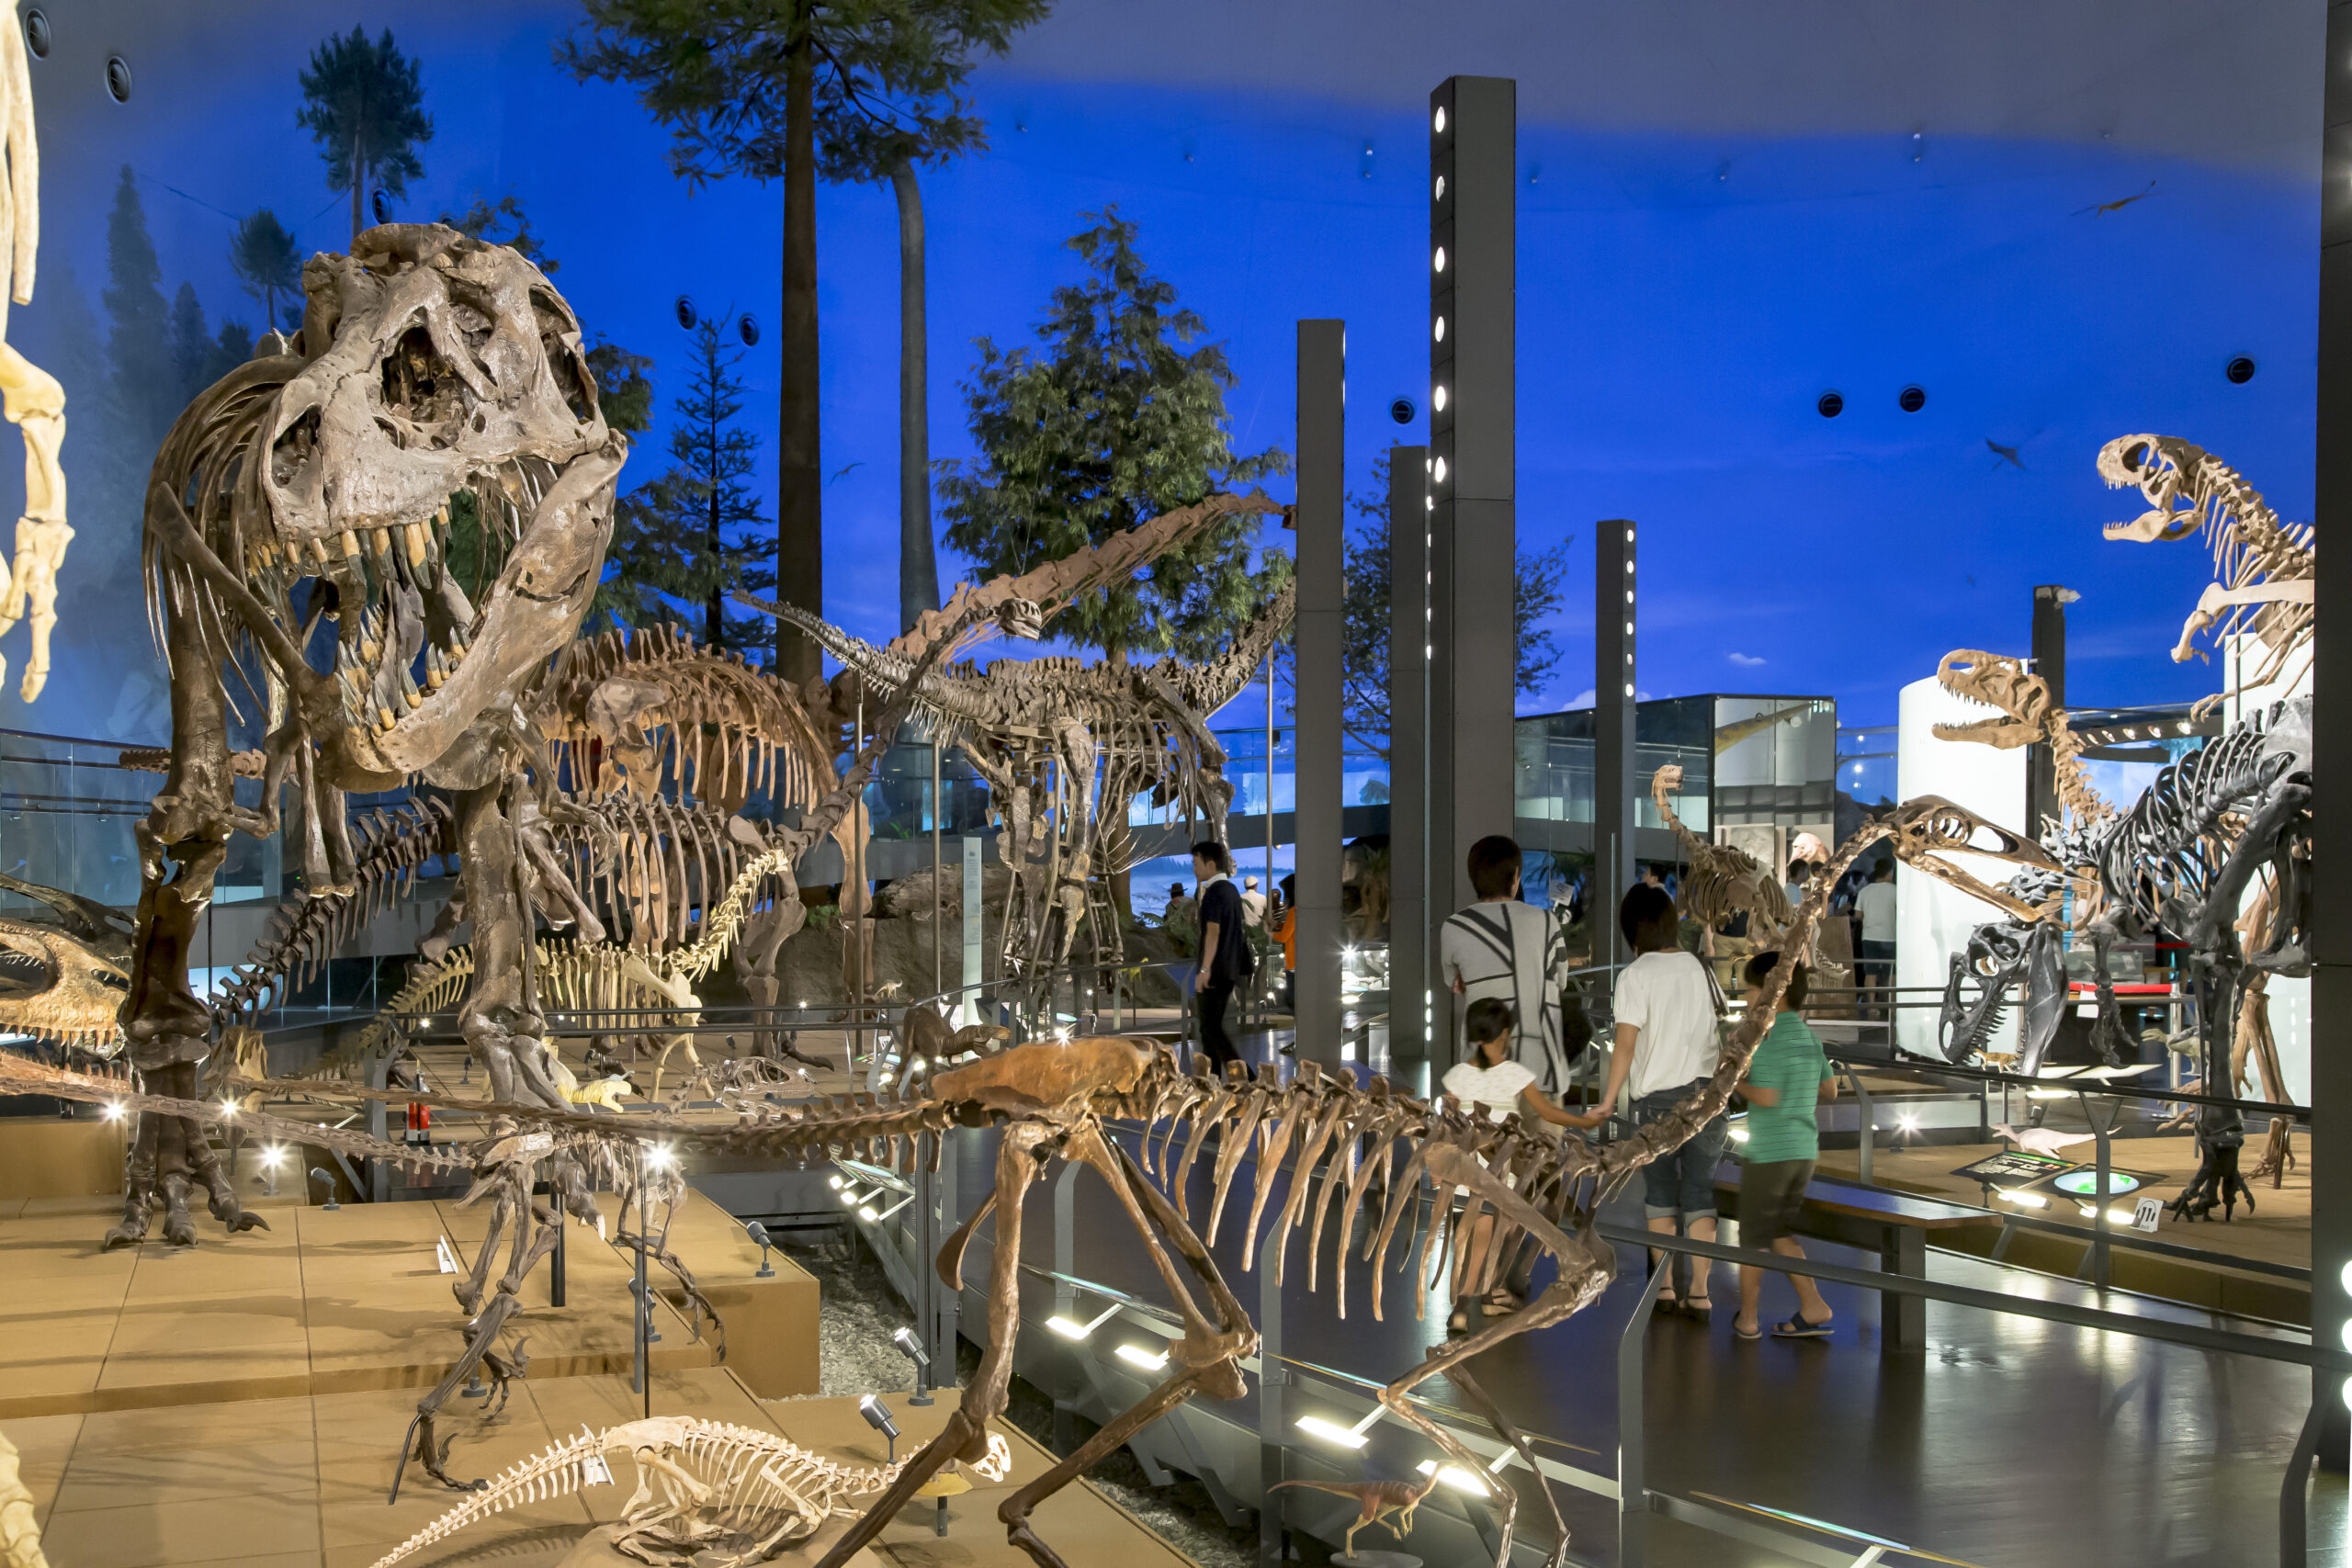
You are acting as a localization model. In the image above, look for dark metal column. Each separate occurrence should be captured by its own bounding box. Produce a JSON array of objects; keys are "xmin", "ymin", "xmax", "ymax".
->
[
  {"xmin": 1295, "ymin": 319, "xmax": 1346, "ymax": 1069},
  {"xmin": 1387, "ymin": 444, "xmax": 1430, "ymax": 1077},
  {"xmin": 1430, "ymin": 74, "xmax": 1517, "ymax": 1070},
  {"xmin": 2028, "ymin": 585, "xmax": 2075, "ymax": 833},
  {"xmin": 2310, "ymin": 0, "xmax": 2352, "ymax": 1471},
  {"xmin": 1595, "ymin": 520, "xmax": 1639, "ymax": 972}
]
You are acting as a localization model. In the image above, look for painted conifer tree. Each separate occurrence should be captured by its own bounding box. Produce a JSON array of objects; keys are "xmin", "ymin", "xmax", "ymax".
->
[
  {"xmin": 938, "ymin": 208, "xmax": 1291, "ymax": 665},
  {"xmin": 598, "ymin": 320, "xmax": 775, "ymax": 653},
  {"xmin": 296, "ymin": 27, "xmax": 434, "ymax": 245}
]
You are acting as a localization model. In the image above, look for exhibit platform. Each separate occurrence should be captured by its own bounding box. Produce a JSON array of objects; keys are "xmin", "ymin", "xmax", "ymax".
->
[
  {"xmin": 7, "ymin": 1366, "xmax": 1204, "ymax": 1568},
  {"xmin": 0, "ymin": 1183, "xmax": 817, "ymax": 1422},
  {"xmin": 1814, "ymin": 1135, "xmax": 2312, "ymax": 1323}
]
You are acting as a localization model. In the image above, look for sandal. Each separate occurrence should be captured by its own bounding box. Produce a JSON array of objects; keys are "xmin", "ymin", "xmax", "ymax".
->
[
  {"xmin": 1680, "ymin": 1297, "xmax": 1713, "ymax": 1324},
  {"xmin": 1732, "ymin": 1318, "xmax": 1763, "ymax": 1342},
  {"xmin": 1772, "ymin": 1314, "xmax": 1833, "ymax": 1338}
]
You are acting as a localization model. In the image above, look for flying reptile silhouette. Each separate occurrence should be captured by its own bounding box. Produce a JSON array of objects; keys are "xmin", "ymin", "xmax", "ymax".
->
[
  {"xmin": 829, "ymin": 460, "xmax": 865, "ymax": 483},
  {"xmin": 1986, "ymin": 438, "xmax": 2027, "ymax": 471},
  {"xmin": 2074, "ymin": 180, "xmax": 2156, "ymax": 217}
]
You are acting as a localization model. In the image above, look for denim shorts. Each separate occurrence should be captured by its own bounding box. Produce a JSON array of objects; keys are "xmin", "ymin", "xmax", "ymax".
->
[{"xmin": 1634, "ymin": 1081, "xmax": 1730, "ymax": 1221}]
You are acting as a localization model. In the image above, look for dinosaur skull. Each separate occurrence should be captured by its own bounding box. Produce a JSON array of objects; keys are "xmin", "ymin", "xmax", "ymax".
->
[
  {"xmin": 2096, "ymin": 434, "xmax": 2206, "ymax": 543},
  {"xmin": 1930, "ymin": 649, "xmax": 2054, "ymax": 750},
  {"xmin": 0, "ymin": 917, "xmax": 129, "ymax": 1051},
  {"xmin": 1883, "ymin": 796, "xmax": 2061, "ymax": 923},
  {"xmin": 996, "ymin": 596, "xmax": 1046, "ymax": 639},
  {"xmin": 247, "ymin": 225, "xmax": 624, "ymax": 782}
]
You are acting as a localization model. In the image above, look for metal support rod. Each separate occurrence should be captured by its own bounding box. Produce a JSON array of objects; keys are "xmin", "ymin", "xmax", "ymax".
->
[
  {"xmin": 2082, "ymin": 1089, "xmax": 2118, "ymax": 1292},
  {"xmin": 634, "ymin": 1180, "xmax": 650, "ymax": 1409},
  {"xmin": 2284, "ymin": 1397, "xmax": 2323, "ymax": 1568},
  {"xmin": 1258, "ymin": 1207, "xmax": 1286, "ymax": 1568},
  {"xmin": 1847, "ymin": 1066, "xmax": 1874, "ymax": 1189},
  {"xmin": 1617, "ymin": 1258, "xmax": 1670, "ymax": 1567},
  {"xmin": 933, "ymin": 735, "xmax": 943, "ymax": 1002},
  {"xmin": 550, "ymin": 1190, "xmax": 566, "ymax": 1308}
]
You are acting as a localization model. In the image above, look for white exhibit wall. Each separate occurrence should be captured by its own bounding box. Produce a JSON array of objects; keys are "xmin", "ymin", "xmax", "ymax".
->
[
  {"xmin": 1894, "ymin": 673, "xmax": 2029, "ymax": 1059},
  {"xmin": 2225, "ymin": 634, "xmax": 2312, "ymax": 1105}
]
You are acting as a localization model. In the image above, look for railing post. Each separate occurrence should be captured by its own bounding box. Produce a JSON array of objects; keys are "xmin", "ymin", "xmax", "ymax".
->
[
  {"xmin": 1846, "ymin": 1065, "xmax": 1874, "ymax": 1188},
  {"xmin": 1618, "ymin": 1260, "xmax": 1668, "ymax": 1566}
]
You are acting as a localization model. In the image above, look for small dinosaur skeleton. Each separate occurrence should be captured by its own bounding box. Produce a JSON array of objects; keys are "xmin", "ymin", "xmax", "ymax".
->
[
  {"xmin": 1649, "ymin": 762, "xmax": 1790, "ymax": 936},
  {"xmin": 2097, "ymin": 433, "xmax": 2313, "ymax": 716},
  {"xmin": 1266, "ymin": 1474, "xmax": 1438, "ymax": 1559},
  {"xmin": 367, "ymin": 1416, "xmax": 1012, "ymax": 1568}
]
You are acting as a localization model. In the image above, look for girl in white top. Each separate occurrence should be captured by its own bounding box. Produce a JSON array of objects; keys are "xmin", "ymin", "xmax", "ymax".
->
[{"xmin": 1439, "ymin": 998, "xmax": 1603, "ymax": 1333}]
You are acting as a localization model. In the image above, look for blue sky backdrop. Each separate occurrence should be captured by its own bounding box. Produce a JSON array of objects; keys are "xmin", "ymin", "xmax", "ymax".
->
[{"xmin": 0, "ymin": 0, "xmax": 2320, "ymax": 744}]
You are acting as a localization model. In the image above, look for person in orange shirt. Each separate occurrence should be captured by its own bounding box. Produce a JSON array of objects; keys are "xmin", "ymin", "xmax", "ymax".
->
[{"xmin": 1270, "ymin": 873, "xmax": 1297, "ymax": 1012}]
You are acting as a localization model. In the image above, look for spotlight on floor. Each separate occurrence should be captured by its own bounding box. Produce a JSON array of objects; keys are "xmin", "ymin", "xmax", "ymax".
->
[
  {"xmin": 309, "ymin": 1168, "xmax": 340, "ymax": 1211},
  {"xmin": 893, "ymin": 1325, "xmax": 934, "ymax": 1405},
  {"xmin": 746, "ymin": 1220, "xmax": 775, "ymax": 1279},
  {"xmin": 859, "ymin": 1394, "xmax": 901, "ymax": 1462}
]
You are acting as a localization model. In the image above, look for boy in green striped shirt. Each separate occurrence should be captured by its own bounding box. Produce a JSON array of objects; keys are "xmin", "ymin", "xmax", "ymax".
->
[{"xmin": 1732, "ymin": 951, "xmax": 1840, "ymax": 1340}]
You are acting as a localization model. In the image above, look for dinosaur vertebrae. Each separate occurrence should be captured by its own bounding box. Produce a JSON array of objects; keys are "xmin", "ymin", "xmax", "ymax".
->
[
  {"xmin": 210, "ymin": 798, "xmax": 453, "ymax": 1021},
  {"xmin": 368, "ymin": 1416, "xmax": 1004, "ymax": 1568},
  {"xmin": 0, "ymin": 1052, "xmax": 477, "ymax": 1179}
]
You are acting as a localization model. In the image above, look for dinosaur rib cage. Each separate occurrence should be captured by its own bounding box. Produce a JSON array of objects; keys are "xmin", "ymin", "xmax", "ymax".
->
[
  {"xmin": 2096, "ymin": 714, "xmax": 2294, "ymax": 931},
  {"xmin": 542, "ymin": 623, "xmax": 827, "ymax": 811}
]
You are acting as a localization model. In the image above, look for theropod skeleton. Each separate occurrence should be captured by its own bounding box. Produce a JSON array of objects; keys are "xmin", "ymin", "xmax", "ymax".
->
[{"xmin": 259, "ymin": 795, "xmax": 2041, "ymax": 1568}]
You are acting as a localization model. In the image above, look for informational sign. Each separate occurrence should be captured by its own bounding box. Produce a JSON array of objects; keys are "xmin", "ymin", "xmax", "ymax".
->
[
  {"xmin": 1951, "ymin": 1149, "xmax": 2073, "ymax": 1186},
  {"xmin": 961, "ymin": 836, "xmax": 983, "ymax": 1026},
  {"xmin": 2132, "ymin": 1198, "xmax": 2163, "ymax": 1234}
]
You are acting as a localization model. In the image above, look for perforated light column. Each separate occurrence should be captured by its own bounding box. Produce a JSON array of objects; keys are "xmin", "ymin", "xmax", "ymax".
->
[
  {"xmin": 1596, "ymin": 520, "xmax": 1638, "ymax": 973},
  {"xmin": 1429, "ymin": 75, "xmax": 1517, "ymax": 1069},
  {"xmin": 1386, "ymin": 443, "xmax": 1430, "ymax": 1083},
  {"xmin": 1295, "ymin": 320, "xmax": 1345, "ymax": 1069}
]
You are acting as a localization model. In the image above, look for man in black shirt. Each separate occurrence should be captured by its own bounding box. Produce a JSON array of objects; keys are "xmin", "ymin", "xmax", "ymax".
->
[{"xmin": 1191, "ymin": 839, "xmax": 1252, "ymax": 1075}]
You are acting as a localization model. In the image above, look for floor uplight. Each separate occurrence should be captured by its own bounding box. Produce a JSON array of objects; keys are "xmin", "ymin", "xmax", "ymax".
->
[
  {"xmin": 1046, "ymin": 1303, "xmax": 1122, "ymax": 1340},
  {"xmin": 1415, "ymin": 1459, "xmax": 1494, "ymax": 1495},
  {"xmin": 1114, "ymin": 1343, "xmax": 1170, "ymax": 1371},
  {"xmin": 1996, "ymin": 1190, "xmax": 2047, "ymax": 1209},
  {"xmin": 1295, "ymin": 1411, "xmax": 1380, "ymax": 1450}
]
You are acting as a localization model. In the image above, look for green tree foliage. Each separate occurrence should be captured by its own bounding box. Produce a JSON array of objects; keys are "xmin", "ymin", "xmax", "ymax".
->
[
  {"xmin": 1318, "ymin": 449, "xmax": 1571, "ymax": 756},
  {"xmin": 595, "ymin": 320, "xmax": 775, "ymax": 650},
  {"xmin": 296, "ymin": 27, "xmax": 435, "ymax": 245},
  {"xmin": 559, "ymin": 0, "xmax": 1054, "ymax": 679},
  {"xmin": 228, "ymin": 209, "xmax": 303, "ymax": 334},
  {"xmin": 938, "ymin": 209, "xmax": 1290, "ymax": 663}
]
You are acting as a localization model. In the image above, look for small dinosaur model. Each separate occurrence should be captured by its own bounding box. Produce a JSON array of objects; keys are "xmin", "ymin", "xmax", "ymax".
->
[
  {"xmin": 366, "ymin": 1416, "xmax": 1011, "ymax": 1568},
  {"xmin": 1988, "ymin": 1122, "xmax": 2094, "ymax": 1160},
  {"xmin": 1269, "ymin": 1473, "xmax": 1439, "ymax": 1559}
]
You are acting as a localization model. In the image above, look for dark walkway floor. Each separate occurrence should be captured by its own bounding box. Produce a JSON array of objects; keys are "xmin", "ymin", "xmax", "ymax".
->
[{"xmin": 933, "ymin": 1027, "xmax": 2344, "ymax": 1567}]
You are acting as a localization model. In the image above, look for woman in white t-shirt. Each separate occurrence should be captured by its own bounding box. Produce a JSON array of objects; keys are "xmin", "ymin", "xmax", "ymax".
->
[
  {"xmin": 1596, "ymin": 883, "xmax": 1731, "ymax": 1320},
  {"xmin": 1440, "ymin": 998, "xmax": 1603, "ymax": 1333}
]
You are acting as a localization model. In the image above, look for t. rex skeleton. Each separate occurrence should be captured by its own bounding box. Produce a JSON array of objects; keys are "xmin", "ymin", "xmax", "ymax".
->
[
  {"xmin": 368, "ymin": 1417, "xmax": 1011, "ymax": 1568},
  {"xmin": 295, "ymin": 795, "xmax": 2040, "ymax": 1568},
  {"xmin": 2098, "ymin": 434, "xmax": 2313, "ymax": 717},
  {"xmin": 0, "ymin": 2, "xmax": 65, "ymax": 706}
]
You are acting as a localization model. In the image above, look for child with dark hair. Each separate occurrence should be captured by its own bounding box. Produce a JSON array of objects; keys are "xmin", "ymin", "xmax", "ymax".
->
[
  {"xmin": 1439, "ymin": 998, "xmax": 1604, "ymax": 1333},
  {"xmin": 1732, "ymin": 950, "xmax": 1838, "ymax": 1340},
  {"xmin": 1597, "ymin": 880, "xmax": 1731, "ymax": 1318}
]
